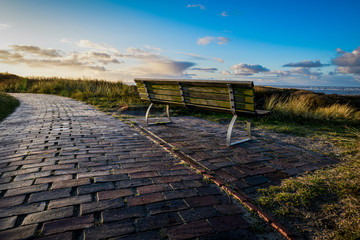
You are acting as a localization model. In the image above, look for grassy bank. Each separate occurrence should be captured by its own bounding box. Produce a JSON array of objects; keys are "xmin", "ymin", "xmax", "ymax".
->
[
  {"xmin": 0, "ymin": 92, "xmax": 20, "ymax": 121},
  {"xmin": 1, "ymin": 73, "xmax": 359, "ymax": 239},
  {"xmin": 0, "ymin": 73, "xmax": 143, "ymax": 112}
]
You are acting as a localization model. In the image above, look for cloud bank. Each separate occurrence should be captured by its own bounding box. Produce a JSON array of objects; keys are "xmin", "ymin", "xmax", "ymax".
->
[
  {"xmin": 197, "ymin": 36, "xmax": 230, "ymax": 45},
  {"xmin": 186, "ymin": 4, "xmax": 206, "ymax": 10},
  {"xmin": 0, "ymin": 40, "xmax": 198, "ymax": 80},
  {"xmin": 283, "ymin": 60, "xmax": 329, "ymax": 68},
  {"xmin": 333, "ymin": 46, "xmax": 360, "ymax": 74},
  {"xmin": 230, "ymin": 63, "xmax": 270, "ymax": 75}
]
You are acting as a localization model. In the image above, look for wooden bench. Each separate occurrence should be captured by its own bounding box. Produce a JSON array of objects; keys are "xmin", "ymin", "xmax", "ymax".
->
[{"xmin": 134, "ymin": 78, "xmax": 269, "ymax": 146}]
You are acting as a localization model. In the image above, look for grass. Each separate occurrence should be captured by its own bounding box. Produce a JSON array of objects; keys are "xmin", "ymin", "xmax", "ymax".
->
[
  {"xmin": 0, "ymin": 92, "xmax": 20, "ymax": 121},
  {"xmin": 1, "ymin": 72, "xmax": 359, "ymax": 239},
  {"xmin": 0, "ymin": 73, "xmax": 144, "ymax": 112}
]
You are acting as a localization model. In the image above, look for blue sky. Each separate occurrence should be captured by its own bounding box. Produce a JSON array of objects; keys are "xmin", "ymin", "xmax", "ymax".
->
[{"xmin": 0, "ymin": 0, "xmax": 359, "ymax": 86}]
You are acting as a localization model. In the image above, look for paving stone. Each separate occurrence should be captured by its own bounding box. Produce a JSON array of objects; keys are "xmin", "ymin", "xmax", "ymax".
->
[
  {"xmin": 28, "ymin": 188, "xmax": 71, "ymax": 203},
  {"xmin": 51, "ymin": 178, "xmax": 91, "ymax": 189},
  {"xmin": 137, "ymin": 183, "xmax": 172, "ymax": 195},
  {"xmin": 115, "ymin": 179, "xmax": 152, "ymax": 189},
  {"xmin": 81, "ymin": 198, "xmax": 124, "ymax": 214},
  {"xmin": 184, "ymin": 195, "xmax": 220, "ymax": 208},
  {"xmin": 179, "ymin": 206, "xmax": 221, "ymax": 223},
  {"xmin": 0, "ymin": 179, "xmax": 34, "ymax": 191},
  {"xmin": 103, "ymin": 206, "xmax": 146, "ymax": 223},
  {"xmin": 208, "ymin": 215, "xmax": 250, "ymax": 232},
  {"xmin": 0, "ymin": 202, "xmax": 46, "ymax": 218},
  {"xmin": 35, "ymin": 174, "xmax": 73, "ymax": 184},
  {"xmin": 78, "ymin": 182, "xmax": 115, "ymax": 195},
  {"xmin": 136, "ymin": 212, "xmax": 183, "ymax": 232},
  {"xmin": 147, "ymin": 199, "xmax": 189, "ymax": 215},
  {"xmin": 42, "ymin": 214, "xmax": 94, "ymax": 236},
  {"xmin": 0, "ymin": 195, "xmax": 26, "ymax": 208},
  {"xmin": 4, "ymin": 183, "xmax": 49, "ymax": 197},
  {"xmin": 127, "ymin": 192, "xmax": 165, "ymax": 207},
  {"xmin": 163, "ymin": 188, "xmax": 198, "ymax": 200},
  {"xmin": 37, "ymin": 231, "xmax": 73, "ymax": 240},
  {"xmin": 0, "ymin": 216, "xmax": 17, "ymax": 230},
  {"xmin": 244, "ymin": 175, "xmax": 270, "ymax": 186},
  {"xmin": 84, "ymin": 220, "xmax": 135, "ymax": 240},
  {"xmin": 0, "ymin": 224, "xmax": 37, "ymax": 240},
  {"xmin": 167, "ymin": 220, "xmax": 216, "ymax": 239},
  {"xmin": 98, "ymin": 189, "xmax": 134, "ymax": 200},
  {"xmin": 48, "ymin": 194, "xmax": 92, "ymax": 209},
  {"xmin": 111, "ymin": 230, "xmax": 161, "ymax": 240},
  {"xmin": 22, "ymin": 206, "xmax": 74, "ymax": 225}
]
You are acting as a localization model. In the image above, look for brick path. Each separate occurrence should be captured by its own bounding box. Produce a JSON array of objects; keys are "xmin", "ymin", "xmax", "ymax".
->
[
  {"xmin": 0, "ymin": 94, "xmax": 283, "ymax": 240},
  {"xmin": 133, "ymin": 116, "xmax": 337, "ymax": 196}
]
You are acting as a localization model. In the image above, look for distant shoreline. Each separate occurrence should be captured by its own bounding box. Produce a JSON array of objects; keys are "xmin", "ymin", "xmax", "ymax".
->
[{"xmin": 263, "ymin": 85, "xmax": 360, "ymax": 96}]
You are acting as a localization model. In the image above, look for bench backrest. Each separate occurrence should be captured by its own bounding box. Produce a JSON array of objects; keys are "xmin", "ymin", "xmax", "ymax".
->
[{"xmin": 134, "ymin": 78, "xmax": 256, "ymax": 115}]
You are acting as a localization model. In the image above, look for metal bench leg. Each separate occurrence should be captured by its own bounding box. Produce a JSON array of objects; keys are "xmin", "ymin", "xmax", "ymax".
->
[
  {"xmin": 226, "ymin": 115, "xmax": 252, "ymax": 146},
  {"xmin": 145, "ymin": 103, "xmax": 172, "ymax": 126}
]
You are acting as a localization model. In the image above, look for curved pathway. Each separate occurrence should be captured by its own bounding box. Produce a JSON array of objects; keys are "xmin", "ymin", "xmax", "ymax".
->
[{"xmin": 0, "ymin": 94, "xmax": 281, "ymax": 240}]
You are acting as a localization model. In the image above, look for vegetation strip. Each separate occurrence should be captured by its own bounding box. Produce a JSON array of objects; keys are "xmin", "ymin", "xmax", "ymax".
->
[{"xmin": 126, "ymin": 120, "xmax": 297, "ymax": 240}]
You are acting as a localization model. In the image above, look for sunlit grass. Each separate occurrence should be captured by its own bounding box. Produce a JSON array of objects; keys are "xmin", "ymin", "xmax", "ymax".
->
[
  {"xmin": 265, "ymin": 94, "xmax": 359, "ymax": 123},
  {"xmin": 0, "ymin": 74, "xmax": 145, "ymax": 111}
]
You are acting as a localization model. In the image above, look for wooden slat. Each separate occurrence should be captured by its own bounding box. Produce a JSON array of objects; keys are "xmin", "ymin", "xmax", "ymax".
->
[
  {"xmin": 234, "ymin": 96, "xmax": 255, "ymax": 104},
  {"xmin": 235, "ymin": 103, "xmax": 255, "ymax": 111},
  {"xmin": 183, "ymin": 91, "xmax": 228, "ymax": 101},
  {"xmin": 149, "ymin": 94, "xmax": 182, "ymax": 102},
  {"xmin": 147, "ymin": 89, "xmax": 180, "ymax": 96},
  {"xmin": 182, "ymin": 85, "xmax": 228, "ymax": 94},
  {"xmin": 135, "ymin": 82, "xmax": 145, "ymax": 88},
  {"xmin": 139, "ymin": 93, "xmax": 149, "ymax": 100},
  {"xmin": 148, "ymin": 83, "xmax": 180, "ymax": 91},
  {"xmin": 137, "ymin": 87, "xmax": 146, "ymax": 94},
  {"xmin": 233, "ymin": 88, "xmax": 254, "ymax": 96},
  {"xmin": 184, "ymin": 97, "xmax": 230, "ymax": 108}
]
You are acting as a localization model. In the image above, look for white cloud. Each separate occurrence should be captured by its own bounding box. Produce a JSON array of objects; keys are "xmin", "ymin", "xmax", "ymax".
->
[
  {"xmin": 197, "ymin": 36, "xmax": 214, "ymax": 45},
  {"xmin": 266, "ymin": 67, "xmax": 322, "ymax": 79},
  {"xmin": 230, "ymin": 63, "xmax": 270, "ymax": 75},
  {"xmin": 186, "ymin": 4, "xmax": 206, "ymax": 10},
  {"xmin": 145, "ymin": 45, "xmax": 162, "ymax": 52},
  {"xmin": 283, "ymin": 60, "xmax": 329, "ymax": 68},
  {"xmin": 130, "ymin": 59, "xmax": 195, "ymax": 77},
  {"xmin": 0, "ymin": 23, "xmax": 11, "ymax": 30},
  {"xmin": 190, "ymin": 67, "xmax": 217, "ymax": 73},
  {"xmin": 212, "ymin": 57, "xmax": 224, "ymax": 63},
  {"xmin": 222, "ymin": 70, "xmax": 230, "ymax": 75},
  {"xmin": 62, "ymin": 39, "xmax": 119, "ymax": 54},
  {"xmin": 10, "ymin": 45, "xmax": 62, "ymax": 57},
  {"xmin": 289, "ymin": 67, "xmax": 322, "ymax": 79},
  {"xmin": 220, "ymin": 11, "xmax": 229, "ymax": 17},
  {"xmin": 333, "ymin": 46, "xmax": 360, "ymax": 74},
  {"xmin": 177, "ymin": 52, "xmax": 224, "ymax": 63},
  {"xmin": 197, "ymin": 36, "xmax": 230, "ymax": 45}
]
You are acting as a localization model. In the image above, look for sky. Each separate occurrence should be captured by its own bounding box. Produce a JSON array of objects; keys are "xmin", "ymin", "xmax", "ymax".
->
[{"xmin": 0, "ymin": 0, "xmax": 360, "ymax": 86}]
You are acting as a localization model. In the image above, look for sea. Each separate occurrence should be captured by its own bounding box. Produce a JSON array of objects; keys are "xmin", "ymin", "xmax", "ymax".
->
[{"xmin": 267, "ymin": 86, "xmax": 360, "ymax": 96}]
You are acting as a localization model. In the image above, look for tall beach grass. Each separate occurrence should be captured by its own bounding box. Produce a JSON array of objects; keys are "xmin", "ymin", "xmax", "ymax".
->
[{"xmin": 265, "ymin": 94, "xmax": 359, "ymax": 123}]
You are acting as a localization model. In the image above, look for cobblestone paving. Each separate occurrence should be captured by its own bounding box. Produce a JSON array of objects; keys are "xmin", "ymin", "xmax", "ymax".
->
[
  {"xmin": 134, "ymin": 116, "xmax": 338, "ymax": 195},
  {"xmin": 0, "ymin": 94, "xmax": 280, "ymax": 240}
]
